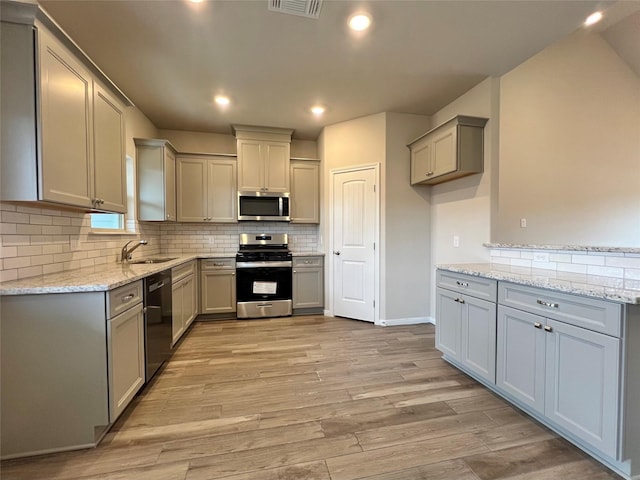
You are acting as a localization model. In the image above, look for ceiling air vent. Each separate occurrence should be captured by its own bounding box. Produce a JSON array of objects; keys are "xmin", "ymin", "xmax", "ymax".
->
[{"xmin": 268, "ymin": 0, "xmax": 323, "ymax": 19}]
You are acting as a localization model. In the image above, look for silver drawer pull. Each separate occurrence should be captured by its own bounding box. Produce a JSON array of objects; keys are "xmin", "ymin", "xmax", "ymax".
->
[
  {"xmin": 454, "ymin": 297, "xmax": 465, "ymax": 304},
  {"xmin": 537, "ymin": 299, "xmax": 559, "ymax": 308},
  {"xmin": 426, "ymin": 171, "xmax": 434, "ymax": 176},
  {"xmin": 213, "ymin": 262, "xmax": 225, "ymax": 266},
  {"xmin": 121, "ymin": 294, "xmax": 135, "ymax": 303},
  {"xmin": 534, "ymin": 322, "xmax": 542, "ymax": 329},
  {"xmin": 456, "ymin": 281, "xmax": 469, "ymax": 287},
  {"xmin": 544, "ymin": 325, "xmax": 553, "ymax": 332},
  {"xmin": 257, "ymin": 303, "xmax": 273, "ymax": 308}
]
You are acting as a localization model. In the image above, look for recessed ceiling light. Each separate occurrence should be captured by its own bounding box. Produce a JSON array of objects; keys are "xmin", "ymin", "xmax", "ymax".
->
[
  {"xmin": 584, "ymin": 11, "xmax": 603, "ymax": 26},
  {"xmin": 348, "ymin": 13, "xmax": 371, "ymax": 31},
  {"xmin": 214, "ymin": 95, "xmax": 230, "ymax": 106},
  {"xmin": 311, "ymin": 105, "xmax": 325, "ymax": 115},
  {"xmin": 189, "ymin": 0, "xmax": 204, "ymax": 3}
]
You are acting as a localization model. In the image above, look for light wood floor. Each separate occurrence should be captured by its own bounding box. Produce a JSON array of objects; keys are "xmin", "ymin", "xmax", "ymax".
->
[{"xmin": 1, "ymin": 315, "xmax": 623, "ymax": 480}]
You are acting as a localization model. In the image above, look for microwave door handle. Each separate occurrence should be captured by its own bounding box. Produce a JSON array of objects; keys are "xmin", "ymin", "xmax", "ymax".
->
[{"xmin": 279, "ymin": 196, "xmax": 283, "ymax": 216}]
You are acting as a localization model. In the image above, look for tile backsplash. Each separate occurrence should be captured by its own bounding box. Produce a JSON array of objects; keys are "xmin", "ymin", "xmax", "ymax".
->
[
  {"xmin": 160, "ymin": 222, "xmax": 319, "ymax": 255},
  {"xmin": 489, "ymin": 246, "xmax": 640, "ymax": 291},
  {"xmin": 0, "ymin": 201, "xmax": 320, "ymax": 282},
  {"xmin": 0, "ymin": 202, "xmax": 161, "ymax": 283}
]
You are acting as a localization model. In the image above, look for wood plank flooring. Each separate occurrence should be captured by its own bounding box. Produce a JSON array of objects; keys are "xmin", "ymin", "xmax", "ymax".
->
[{"xmin": 1, "ymin": 315, "xmax": 623, "ymax": 480}]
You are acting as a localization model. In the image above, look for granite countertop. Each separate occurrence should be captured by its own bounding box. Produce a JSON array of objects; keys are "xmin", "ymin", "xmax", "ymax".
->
[
  {"xmin": 292, "ymin": 251, "xmax": 325, "ymax": 256},
  {"xmin": 0, "ymin": 251, "xmax": 324, "ymax": 295},
  {"xmin": 438, "ymin": 263, "xmax": 640, "ymax": 305}
]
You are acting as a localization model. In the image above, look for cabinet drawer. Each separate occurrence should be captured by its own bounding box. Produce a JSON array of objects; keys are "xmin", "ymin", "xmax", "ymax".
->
[
  {"xmin": 107, "ymin": 280, "xmax": 143, "ymax": 319},
  {"xmin": 201, "ymin": 258, "xmax": 235, "ymax": 270},
  {"xmin": 293, "ymin": 256, "xmax": 323, "ymax": 268},
  {"xmin": 436, "ymin": 270, "xmax": 497, "ymax": 302},
  {"xmin": 172, "ymin": 260, "xmax": 195, "ymax": 283},
  {"xmin": 498, "ymin": 282, "xmax": 622, "ymax": 337}
]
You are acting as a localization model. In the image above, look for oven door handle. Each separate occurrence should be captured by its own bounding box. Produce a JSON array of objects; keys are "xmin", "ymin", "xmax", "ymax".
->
[{"xmin": 236, "ymin": 261, "xmax": 292, "ymax": 268}]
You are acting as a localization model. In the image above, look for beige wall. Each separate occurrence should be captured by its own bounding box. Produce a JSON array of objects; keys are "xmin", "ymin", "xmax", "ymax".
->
[
  {"xmin": 428, "ymin": 77, "xmax": 500, "ymax": 318},
  {"xmin": 496, "ymin": 29, "xmax": 640, "ymax": 247},
  {"xmin": 125, "ymin": 106, "xmax": 158, "ymax": 158},
  {"xmin": 383, "ymin": 113, "xmax": 431, "ymax": 322},
  {"xmin": 319, "ymin": 112, "xmax": 432, "ymax": 323}
]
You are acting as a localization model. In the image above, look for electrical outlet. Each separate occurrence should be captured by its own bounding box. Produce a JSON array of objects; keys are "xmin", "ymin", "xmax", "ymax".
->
[
  {"xmin": 533, "ymin": 252, "xmax": 550, "ymax": 263},
  {"xmin": 208, "ymin": 236, "xmax": 215, "ymax": 244},
  {"xmin": 453, "ymin": 235, "xmax": 460, "ymax": 248},
  {"xmin": 520, "ymin": 218, "xmax": 527, "ymax": 228}
]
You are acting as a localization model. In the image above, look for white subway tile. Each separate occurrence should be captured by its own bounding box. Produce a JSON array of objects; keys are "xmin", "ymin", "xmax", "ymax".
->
[
  {"xmin": 4, "ymin": 256, "xmax": 31, "ymax": 269},
  {"xmin": 2, "ymin": 235, "xmax": 30, "ymax": 247},
  {"xmin": 16, "ymin": 205, "xmax": 42, "ymax": 215},
  {"xmin": 29, "ymin": 214, "xmax": 53, "ymax": 225},
  {"xmin": 42, "ymin": 263, "xmax": 64, "ymax": 275},
  {"xmin": 0, "ymin": 223, "xmax": 17, "ymax": 235},
  {"xmin": 549, "ymin": 253, "xmax": 572, "ymax": 263},
  {"xmin": 586, "ymin": 265, "xmax": 624, "ymax": 278},
  {"xmin": 532, "ymin": 261, "xmax": 557, "ymax": 270},
  {"xmin": 0, "ymin": 245, "xmax": 17, "ymax": 258},
  {"xmin": 0, "ymin": 269, "xmax": 18, "ymax": 282},
  {"xmin": 16, "ymin": 224, "xmax": 43, "ymax": 235},
  {"xmin": 624, "ymin": 269, "xmax": 640, "ymax": 280},
  {"xmin": 2, "ymin": 211, "xmax": 30, "ymax": 224},
  {"xmin": 30, "ymin": 254, "xmax": 54, "ymax": 266},
  {"xmin": 607, "ymin": 256, "xmax": 640, "ymax": 269},
  {"xmin": 556, "ymin": 262, "xmax": 588, "ymax": 274},
  {"xmin": 625, "ymin": 279, "xmax": 640, "ymax": 291},
  {"xmin": 571, "ymin": 254, "xmax": 605, "ymax": 266},
  {"xmin": 17, "ymin": 245, "xmax": 43, "ymax": 257},
  {"xmin": 0, "ymin": 203, "xmax": 17, "ymax": 212}
]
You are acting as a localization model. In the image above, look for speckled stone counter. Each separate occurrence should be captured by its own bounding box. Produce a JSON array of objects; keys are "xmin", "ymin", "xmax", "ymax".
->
[
  {"xmin": 438, "ymin": 263, "xmax": 640, "ymax": 304},
  {"xmin": 0, "ymin": 251, "xmax": 322, "ymax": 295},
  {"xmin": 484, "ymin": 243, "xmax": 640, "ymax": 254}
]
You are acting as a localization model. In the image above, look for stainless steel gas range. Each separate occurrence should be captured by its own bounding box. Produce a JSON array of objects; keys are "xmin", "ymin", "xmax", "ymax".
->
[{"xmin": 235, "ymin": 233, "xmax": 293, "ymax": 319}]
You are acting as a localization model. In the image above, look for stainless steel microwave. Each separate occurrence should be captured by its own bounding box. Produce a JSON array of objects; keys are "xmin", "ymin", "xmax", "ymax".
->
[{"xmin": 238, "ymin": 191, "xmax": 290, "ymax": 221}]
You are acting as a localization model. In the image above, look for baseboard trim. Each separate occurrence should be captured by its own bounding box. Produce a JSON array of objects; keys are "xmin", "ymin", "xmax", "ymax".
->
[{"xmin": 376, "ymin": 316, "xmax": 434, "ymax": 327}]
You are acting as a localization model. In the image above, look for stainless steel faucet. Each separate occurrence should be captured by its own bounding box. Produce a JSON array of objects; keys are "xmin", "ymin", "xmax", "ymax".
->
[{"xmin": 121, "ymin": 239, "xmax": 148, "ymax": 262}]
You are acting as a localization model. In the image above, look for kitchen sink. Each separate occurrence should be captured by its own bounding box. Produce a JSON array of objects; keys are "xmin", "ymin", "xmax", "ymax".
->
[{"xmin": 128, "ymin": 257, "xmax": 177, "ymax": 264}]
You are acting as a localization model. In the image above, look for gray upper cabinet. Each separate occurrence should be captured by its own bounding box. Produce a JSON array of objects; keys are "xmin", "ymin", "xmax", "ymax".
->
[
  {"xmin": 0, "ymin": 3, "xmax": 131, "ymax": 212},
  {"xmin": 290, "ymin": 161, "xmax": 320, "ymax": 224},
  {"xmin": 408, "ymin": 115, "xmax": 487, "ymax": 186},
  {"xmin": 135, "ymin": 139, "xmax": 177, "ymax": 221},
  {"xmin": 234, "ymin": 125, "xmax": 293, "ymax": 193},
  {"xmin": 176, "ymin": 155, "xmax": 237, "ymax": 223}
]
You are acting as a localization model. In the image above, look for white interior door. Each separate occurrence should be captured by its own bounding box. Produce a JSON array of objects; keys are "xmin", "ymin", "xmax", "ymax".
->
[{"xmin": 331, "ymin": 166, "xmax": 377, "ymax": 322}]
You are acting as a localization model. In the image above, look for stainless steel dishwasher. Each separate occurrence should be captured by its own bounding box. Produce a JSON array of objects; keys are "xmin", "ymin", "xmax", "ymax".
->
[{"xmin": 143, "ymin": 269, "xmax": 172, "ymax": 382}]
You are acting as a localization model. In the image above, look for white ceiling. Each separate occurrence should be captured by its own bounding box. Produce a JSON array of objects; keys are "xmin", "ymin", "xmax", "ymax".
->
[{"xmin": 38, "ymin": 0, "xmax": 635, "ymax": 140}]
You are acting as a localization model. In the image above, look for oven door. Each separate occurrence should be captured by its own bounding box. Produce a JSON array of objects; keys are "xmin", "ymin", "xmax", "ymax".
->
[{"xmin": 236, "ymin": 262, "xmax": 292, "ymax": 318}]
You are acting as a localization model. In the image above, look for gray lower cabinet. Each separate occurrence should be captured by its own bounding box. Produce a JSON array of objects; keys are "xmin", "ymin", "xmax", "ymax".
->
[
  {"xmin": 436, "ymin": 270, "xmax": 640, "ymax": 478},
  {"xmin": 292, "ymin": 256, "xmax": 324, "ymax": 313},
  {"xmin": 497, "ymin": 291, "xmax": 621, "ymax": 459},
  {"xmin": 0, "ymin": 280, "xmax": 145, "ymax": 458},
  {"xmin": 200, "ymin": 258, "xmax": 236, "ymax": 315},
  {"xmin": 171, "ymin": 261, "xmax": 197, "ymax": 345},
  {"xmin": 436, "ymin": 271, "xmax": 497, "ymax": 383},
  {"xmin": 107, "ymin": 283, "xmax": 145, "ymax": 422}
]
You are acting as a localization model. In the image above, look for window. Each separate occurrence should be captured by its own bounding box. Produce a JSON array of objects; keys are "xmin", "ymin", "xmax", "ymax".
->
[{"xmin": 90, "ymin": 155, "xmax": 137, "ymax": 233}]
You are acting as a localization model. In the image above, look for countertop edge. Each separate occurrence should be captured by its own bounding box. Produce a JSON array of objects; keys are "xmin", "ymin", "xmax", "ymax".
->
[{"xmin": 437, "ymin": 264, "xmax": 640, "ymax": 305}]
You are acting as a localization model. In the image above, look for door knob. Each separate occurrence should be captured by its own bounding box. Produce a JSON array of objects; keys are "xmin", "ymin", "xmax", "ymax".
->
[{"xmin": 333, "ymin": 251, "xmax": 341, "ymax": 255}]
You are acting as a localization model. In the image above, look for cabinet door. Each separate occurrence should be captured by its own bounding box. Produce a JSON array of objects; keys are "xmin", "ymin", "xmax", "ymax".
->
[
  {"xmin": 183, "ymin": 275, "xmax": 197, "ymax": 329},
  {"xmin": 496, "ymin": 305, "xmax": 546, "ymax": 414},
  {"xmin": 208, "ymin": 158, "xmax": 237, "ymax": 222},
  {"xmin": 290, "ymin": 162, "xmax": 319, "ymax": 223},
  {"xmin": 435, "ymin": 287, "xmax": 462, "ymax": 360},
  {"xmin": 237, "ymin": 140, "xmax": 264, "ymax": 191},
  {"xmin": 93, "ymin": 83, "xmax": 126, "ymax": 213},
  {"xmin": 293, "ymin": 267, "xmax": 323, "ymax": 309},
  {"xmin": 176, "ymin": 156, "xmax": 208, "ymax": 222},
  {"xmin": 164, "ymin": 148, "xmax": 177, "ymax": 221},
  {"xmin": 410, "ymin": 138, "xmax": 431, "ymax": 185},
  {"xmin": 107, "ymin": 303, "xmax": 144, "ymax": 422},
  {"xmin": 430, "ymin": 125, "xmax": 457, "ymax": 178},
  {"xmin": 461, "ymin": 296, "xmax": 496, "ymax": 383},
  {"xmin": 201, "ymin": 270, "xmax": 236, "ymax": 314},
  {"xmin": 171, "ymin": 279, "xmax": 185, "ymax": 345},
  {"xmin": 545, "ymin": 319, "xmax": 620, "ymax": 458},
  {"xmin": 39, "ymin": 29, "xmax": 93, "ymax": 208},
  {"xmin": 264, "ymin": 142, "xmax": 290, "ymax": 192}
]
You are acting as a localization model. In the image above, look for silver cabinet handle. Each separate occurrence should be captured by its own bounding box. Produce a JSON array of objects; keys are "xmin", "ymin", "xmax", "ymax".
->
[
  {"xmin": 456, "ymin": 281, "xmax": 469, "ymax": 287},
  {"xmin": 537, "ymin": 299, "xmax": 559, "ymax": 308},
  {"xmin": 426, "ymin": 171, "xmax": 434, "ymax": 176},
  {"xmin": 213, "ymin": 262, "xmax": 224, "ymax": 266},
  {"xmin": 454, "ymin": 297, "xmax": 465, "ymax": 304},
  {"xmin": 544, "ymin": 325, "xmax": 553, "ymax": 332},
  {"xmin": 293, "ymin": 270, "xmax": 297, "ymax": 273},
  {"xmin": 333, "ymin": 251, "xmax": 341, "ymax": 255},
  {"xmin": 121, "ymin": 294, "xmax": 135, "ymax": 302},
  {"xmin": 534, "ymin": 322, "xmax": 542, "ymax": 329}
]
